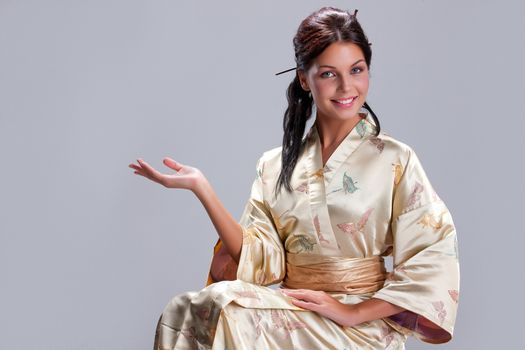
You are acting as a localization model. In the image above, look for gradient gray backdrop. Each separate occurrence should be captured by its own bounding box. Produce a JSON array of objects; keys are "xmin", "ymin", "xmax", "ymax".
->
[{"xmin": 1, "ymin": 0, "xmax": 523, "ymax": 349}]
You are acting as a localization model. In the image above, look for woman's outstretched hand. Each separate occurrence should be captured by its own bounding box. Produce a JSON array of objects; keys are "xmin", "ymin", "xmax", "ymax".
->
[
  {"xmin": 130, "ymin": 156, "xmax": 244, "ymax": 262},
  {"xmin": 129, "ymin": 157, "xmax": 204, "ymax": 192}
]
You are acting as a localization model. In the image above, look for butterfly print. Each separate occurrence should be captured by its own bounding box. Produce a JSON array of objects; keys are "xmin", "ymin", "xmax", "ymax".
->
[
  {"xmin": 180, "ymin": 326, "xmax": 196, "ymax": 338},
  {"xmin": 180, "ymin": 326, "xmax": 198, "ymax": 343},
  {"xmin": 432, "ymin": 301, "xmax": 447, "ymax": 325},
  {"xmin": 313, "ymin": 214, "xmax": 330, "ymax": 244},
  {"xmin": 380, "ymin": 325, "xmax": 394, "ymax": 347},
  {"xmin": 326, "ymin": 171, "xmax": 359, "ymax": 195},
  {"xmin": 253, "ymin": 311, "xmax": 263, "ymax": 339},
  {"xmin": 291, "ymin": 234, "xmax": 317, "ymax": 253},
  {"xmin": 196, "ymin": 307, "xmax": 211, "ymax": 322},
  {"xmin": 418, "ymin": 210, "xmax": 447, "ymax": 230},
  {"xmin": 343, "ymin": 171, "xmax": 359, "ymax": 193},
  {"xmin": 406, "ymin": 181, "xmax": 424, "ymax": 211},
  {"xmin": 448, "ymin": 290, "xmax": 459, "ymax": 304},
  {"xmin": 392, "ymin": 163, "xmax": 403, "ymax": 186},
  {"xmin": 181, "ymin": 325, "xmax": 213, "ymax": 347},
  {"xmin": 270, "ymin": 309, "xmax": 307, "ymax": 337},
  {"xmin": 235, "ymin": 291, "xmax": 261, "ymax": 300},
  {"xmin": 356, "ymin": 119, "xmax": 368, "ymax": 138},
  {"xmin": 294, "ymin": 181, "xmax": 309, "ymax": 194},
  {"xmin": 311, "ymin": 168, "xmax": 324, "ymax": 180},
  {"xmin": 256, "ymin": 160, "xmax": 266, "ymax": 184},
  {"xmin": 336, "ymin": 208, "xmax": 374, "ymax": 238},
  {"xmin": 369, "ymin": 137, "xmax": 385, "ymax": 153}
]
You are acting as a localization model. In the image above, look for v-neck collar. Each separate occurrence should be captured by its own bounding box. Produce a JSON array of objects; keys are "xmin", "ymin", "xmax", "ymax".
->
[
  {"xmin": 305, "ymin": 109, "xmax": 377, "ymax": 187},
  {"xmin": 301, "ymin": 109, "xmax": 377, "ymax": 255}
]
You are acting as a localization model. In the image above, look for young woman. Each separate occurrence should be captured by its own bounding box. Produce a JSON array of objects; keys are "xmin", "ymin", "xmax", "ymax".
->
[{"xmin": 130, "ymin": 7, "xmax": 459, "ymax": 349}]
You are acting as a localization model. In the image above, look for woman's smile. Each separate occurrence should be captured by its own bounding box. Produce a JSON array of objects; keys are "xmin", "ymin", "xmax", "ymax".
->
[{"xmin": 332, "ymin": 96, "xmax": 358, "ymax": 108}]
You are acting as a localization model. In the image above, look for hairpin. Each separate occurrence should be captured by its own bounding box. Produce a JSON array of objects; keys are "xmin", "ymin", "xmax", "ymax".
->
[
  {"xmin": 353, "ymin": 9, "xmax": 358, "ymax": 17},
  {"xmin": 275, "ymin": 67, "xmax": 297, "ymax": 76}
]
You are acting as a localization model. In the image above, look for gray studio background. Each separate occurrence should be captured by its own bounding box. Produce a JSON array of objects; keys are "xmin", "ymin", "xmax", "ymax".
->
[{"xmin": 1, "ymin": 0, "xmax": 523, "ymax": 349}]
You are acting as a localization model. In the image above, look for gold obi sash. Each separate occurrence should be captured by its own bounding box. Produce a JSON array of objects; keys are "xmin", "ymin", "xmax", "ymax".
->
[{"xmin": 282, "ymin": 253, "xmax": 387, "ymax": 294}]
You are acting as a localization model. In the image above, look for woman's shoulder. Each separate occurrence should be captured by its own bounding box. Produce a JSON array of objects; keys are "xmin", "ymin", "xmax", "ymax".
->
[
  {"xmin": 378, "ymin": 130, "xmax": 413, "ymax": 153},
  {"xmin": 376, "ymin": 130, "xmax": 419, "ymax": 164},
  {"xmin": 259, "ymin": 145, "xmax": 282, "ymax": 165},
  {"xmin": 249, "ymin": 146, "xmax": 282, "ymax": 182}
]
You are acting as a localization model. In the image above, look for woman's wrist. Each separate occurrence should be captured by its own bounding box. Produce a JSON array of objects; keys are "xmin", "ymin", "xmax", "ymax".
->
[{"xmin": 192, "ymin": 176, "xmax": 212, "ymax": 200}]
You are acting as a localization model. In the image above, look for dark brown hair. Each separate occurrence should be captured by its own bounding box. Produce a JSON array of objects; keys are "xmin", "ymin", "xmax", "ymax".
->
[{"xmin": 274, "ymin": 6, "xmax": 381, "ymax": 196}]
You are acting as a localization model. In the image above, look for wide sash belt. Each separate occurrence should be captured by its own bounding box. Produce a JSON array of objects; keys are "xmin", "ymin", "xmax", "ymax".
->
[{"xmin": 282, "ymin": 253, "xmax": 387, "ymax": 294}]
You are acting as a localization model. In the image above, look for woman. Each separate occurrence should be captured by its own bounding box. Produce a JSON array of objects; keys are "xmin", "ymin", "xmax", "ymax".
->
[{"xmin": 129, "ymin": 7, "xmax": 459, "ymax": 349}]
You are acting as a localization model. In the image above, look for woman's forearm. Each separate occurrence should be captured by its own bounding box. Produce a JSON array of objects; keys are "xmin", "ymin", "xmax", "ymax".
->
[
  {"xmin": 193, "ymin": 178, "xmax": 243, "ymax": 263},
  {"xmin": 352, "ymin": 298, "xmax": 405, "ymax": 325}
]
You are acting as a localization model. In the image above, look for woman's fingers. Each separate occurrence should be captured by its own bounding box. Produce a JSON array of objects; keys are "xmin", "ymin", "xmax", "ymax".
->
[
  {"xmin": 130, "ymin": 159, "xmax": 166, "ymax": 185},
  {"xmin": 282, "ymin": 291, "xmax": 321, "ymax": 312},
  {"xmin": 292, "ymin": 299, "xmax": 321, "ymax": 312},
  {"xmin": 137, "ymin": 159, "xmax": 161, "ymax": 177},
  {"xmin": 129, "ymin": 157, "xmax": 200, "ymax": 190},
  {"xmin": 129, "ymin": 163, "xmax": 146, "ymax": 177},
  {"xmin": 163, "ymin": 157, "xmax": 183, "ymax": 171},
  {"xmin": 281, "ymin": 288, "xmax": 354, "ymax": 327},
  {"xmin": 129, "ymin": 163, "xmax": 145, "ymax": 174},
  {"xmin": 280, "ymin": 289, "xmax": 322, "ymax": 304}
]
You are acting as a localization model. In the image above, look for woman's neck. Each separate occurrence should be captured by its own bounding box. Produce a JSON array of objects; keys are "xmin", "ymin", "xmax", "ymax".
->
[{"xmin": 315, "ymin": 112, "xmax": 364, "ymax": 150}]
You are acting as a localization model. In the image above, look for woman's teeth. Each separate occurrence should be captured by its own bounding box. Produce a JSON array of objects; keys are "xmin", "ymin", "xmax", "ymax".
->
[{"xmin": 334, "ymin": 97, "xmax": 356, "ymax": 105}]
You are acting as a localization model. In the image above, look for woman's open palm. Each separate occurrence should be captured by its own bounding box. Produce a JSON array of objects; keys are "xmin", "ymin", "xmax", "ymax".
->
[{"xmin": 129, "ymin": 157, "xmax": 202, "ymax": 191}]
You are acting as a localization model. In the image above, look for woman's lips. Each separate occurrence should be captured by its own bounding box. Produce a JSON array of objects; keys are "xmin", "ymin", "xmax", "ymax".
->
[{"xmin": 332, "ymin": 96, "xmax": 357, "ymax": 108}]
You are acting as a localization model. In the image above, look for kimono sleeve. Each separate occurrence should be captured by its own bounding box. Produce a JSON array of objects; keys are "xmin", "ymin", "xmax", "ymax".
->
[
  {"xmin": 372, "ymin": 147, "xmax": 460, "ymax": 344},
  {"xmin": 235, "ymin": 154, "xmax": 286, "ymax": 286}
]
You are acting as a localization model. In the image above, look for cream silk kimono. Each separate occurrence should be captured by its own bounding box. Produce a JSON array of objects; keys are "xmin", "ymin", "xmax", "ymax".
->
[{"xmin": 154, "ymin": 111, "xmax": 460, "ymax": 349}]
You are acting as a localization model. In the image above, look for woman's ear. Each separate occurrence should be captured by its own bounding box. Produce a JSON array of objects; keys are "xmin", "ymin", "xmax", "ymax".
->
[{"xmin": 297, "ymin": 70, "xmax": 310, "ymax": 92}]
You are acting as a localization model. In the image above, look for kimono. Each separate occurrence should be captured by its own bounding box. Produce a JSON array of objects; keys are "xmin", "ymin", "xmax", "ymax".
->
[{"xmin": 154, "ymin": 110, "xmax": 460, "ymax": 349}]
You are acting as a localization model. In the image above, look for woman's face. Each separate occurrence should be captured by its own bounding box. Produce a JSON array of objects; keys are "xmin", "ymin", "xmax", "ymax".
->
[{"xmin": 298, "ymin": 41, "xmax": 369, "ymax": 123}]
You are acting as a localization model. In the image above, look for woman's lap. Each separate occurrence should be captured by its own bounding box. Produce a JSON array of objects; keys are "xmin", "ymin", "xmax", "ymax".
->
[{"xmin": 155, "ymin": 280, "xmax": 406, "ymax": 350}]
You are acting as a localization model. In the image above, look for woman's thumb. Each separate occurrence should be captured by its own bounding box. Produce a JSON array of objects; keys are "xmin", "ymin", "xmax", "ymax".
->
[{"xmin": 163, "ymin": 157, "xmax": 183, "ymax": 171}]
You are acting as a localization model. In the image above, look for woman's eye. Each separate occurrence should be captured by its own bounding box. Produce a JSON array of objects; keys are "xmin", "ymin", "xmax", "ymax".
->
[
  {"xmin": 320, "ymin": 71, "xmax": 335, "ymax": 78},
  {"xmin": 351, "ymin": 67, "xmax": 364, "ymax": 74}
]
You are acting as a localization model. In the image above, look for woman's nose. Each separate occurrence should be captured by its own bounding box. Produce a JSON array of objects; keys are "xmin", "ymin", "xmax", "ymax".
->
[{"xmin": 338, "ymin": 75, "xmax": 353, "ymax": 93}]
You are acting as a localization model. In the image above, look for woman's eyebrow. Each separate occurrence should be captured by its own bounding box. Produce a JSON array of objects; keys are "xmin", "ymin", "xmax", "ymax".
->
[{"xmin": 319, "ymin": 59, "xmax": 365, "ymax": 69}]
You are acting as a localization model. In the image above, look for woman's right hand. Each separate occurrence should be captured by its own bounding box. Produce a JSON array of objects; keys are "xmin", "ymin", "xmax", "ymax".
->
[
  {"xmin": 129, "ymin": 157, "xmax": 204, "ymax": 192},
  {"xmin": 131, "ymin": 156, "xmax": 243, "ymax": 263}
]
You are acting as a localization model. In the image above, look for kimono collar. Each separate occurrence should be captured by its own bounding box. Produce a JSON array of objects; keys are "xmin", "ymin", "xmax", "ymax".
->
[
  {"xmin": 304, "ymin": 109, "xmax": 377, "ymax": 176},
  {"xmin": 299, "ymin": 109, "xmax": 378, "ymax": 256}
]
